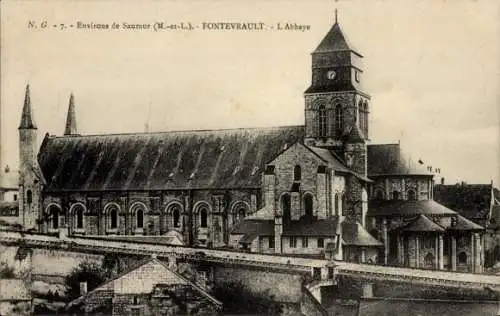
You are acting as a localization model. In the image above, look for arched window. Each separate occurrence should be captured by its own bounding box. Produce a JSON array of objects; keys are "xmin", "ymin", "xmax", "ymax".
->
[
  {"xmin": 136, "ymin": 209, "xmax": 144, "ymax": 229},
  {"xmin": 334, "ymin": 106, "xmax": 343, "ymax": 133},
  {"xmin": 238, "ymin": 208, "xmax": 246, "ymax": 220},
  {"xmin": 304, "ymin": 194, "xmax": 314, "ymax": 220},
  {"xmin": 173, "ymin": 206, "xmax": 181, "ymax": 228},
  {"xmin": 73, "ymin": 205, "xmax": 84, "ymax": 229},
  {"xmin": 200, "ymin": 207, "xmax": 208, "ymax": 228},
  {"xmin": 407, "ymin": 190, "xmax": 416, "ymax": 201},
  {"xmin": 458, "ymin": 252, "xmax": 467, "ymax": 265},
  {"xmin": 294, "ymin": 165, "xmax": 301, "ymax": 181},
  {"xmin": 318, "ymin": 106, "xmax": 327, "ymax": 137},
  {"xmin": 281, "ymin": 194, "xmax": 291, "ymax": 223},
  {"xmin": 364, "ymin": 101, "xmax": 369, "ymax": 136},
  {"xmin": 27, "ymin": 190, "xmax": 33, "ymax": 205},
  {"xmin": 48, "ymin": 206, "xmax": 59, "ymax": 229},
  {"xmin": 334, "ymin": 194, "xmax": 339, "ymax": 216},
  {"xmin": 232, "ymin": 204, "xmax": 248, "ymax": 225},
  {"xmin": 110, "ymin": 208, "xmax": 118, "ymax": 229},
  {"xmin": 392, "ymin": 191, "xmax": 400, "ymax": 200},
  {"xmin": 375, "ymin": 189, "xmax": 384, "ymax": 200}
]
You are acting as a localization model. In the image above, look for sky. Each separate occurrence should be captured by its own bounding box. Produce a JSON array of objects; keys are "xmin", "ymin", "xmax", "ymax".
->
[{"xmin": 1, "ymin": 0, "xmax": 499, "ymax": 186}]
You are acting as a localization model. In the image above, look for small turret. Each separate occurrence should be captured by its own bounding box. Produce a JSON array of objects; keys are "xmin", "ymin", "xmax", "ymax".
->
[
  {"xmin": 18, "ymin": 84, "xmax": 41, "ymax": 230},
  {"xmin": 64, "ymin": 94, "xmax": 78, "ymax": 135}
]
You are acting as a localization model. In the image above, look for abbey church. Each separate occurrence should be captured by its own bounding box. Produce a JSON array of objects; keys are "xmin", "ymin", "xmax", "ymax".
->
[{"xmin": 15, "ymin": 18, "xmax": 485, "ymax": 273}]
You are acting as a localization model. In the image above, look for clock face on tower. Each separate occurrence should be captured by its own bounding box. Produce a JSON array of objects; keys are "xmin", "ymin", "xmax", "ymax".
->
[{"xmin": 326, "ymin": 70, "xmax": 336, "ymax": 80}]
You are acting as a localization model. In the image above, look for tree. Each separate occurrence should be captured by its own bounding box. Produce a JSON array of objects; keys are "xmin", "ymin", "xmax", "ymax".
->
[
  {"xmin": 212, "ymin": 281, "xmax": 282, "ymax": 315},
  {"xmin": 65, "ymin": 261, "xmax": 106, "ymax": 300}
]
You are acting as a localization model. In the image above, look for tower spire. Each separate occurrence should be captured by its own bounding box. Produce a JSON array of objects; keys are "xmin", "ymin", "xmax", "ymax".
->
[
  {"xmin": 335, "ymin": 8, "xmax": 338, "ymax": 24},
  {"xmin": 19, "ymin": 84, "xmax": 37, "ymax": 130},
  {"xmin": 64, "ymin": 93, "xmax": 78, "ymax": 135}
]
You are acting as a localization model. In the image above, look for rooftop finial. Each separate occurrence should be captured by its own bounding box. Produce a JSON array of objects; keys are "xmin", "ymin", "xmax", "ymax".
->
[{"xmin": 335, "ymin": 8, "xmax": 338, "ymax": 24}]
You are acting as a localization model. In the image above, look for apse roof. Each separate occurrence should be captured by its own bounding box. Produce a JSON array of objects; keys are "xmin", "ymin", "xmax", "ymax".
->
[
  {"xmin": 400, "ymin": 214, "xmax": 445, "ymax": 232},
  {"xmin": 367, "ymin": 143, "xmax": 432, "ymax": 177},
  {"xmin": 368, "ymin": 200, "xmax": 456, "ymax": 217}
]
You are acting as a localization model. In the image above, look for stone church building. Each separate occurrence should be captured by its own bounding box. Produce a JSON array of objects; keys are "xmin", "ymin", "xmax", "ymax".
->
[{"xmin": 16, "ymin": 18, "xmax": 484, "ymax": 273}]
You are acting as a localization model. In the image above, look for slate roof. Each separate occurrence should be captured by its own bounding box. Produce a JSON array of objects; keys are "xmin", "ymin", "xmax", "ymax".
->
[
  {"xmin": 368, "ymin": 200, "xmax": 456, "ymax": 217},
  {"xmin": 0, "ymin": 279, "xmax": 31, "ymax": 301},
  {"xmin": 434, "ymin": 184, "xmax": 498, "ymax": 220},
  {"xmin": 341, "ymin": 221, "xmax": 383, "ymax": 247},
  {"xmin": 448, "ymin": 215, "xmax": 484, "ymax": 231},
  {"xmin": 400, "ymin": 215, "xmax": 445, "ymax": 232},
  {"xmin": 367, "ymin": 143, "xmax": 432, "ymax": 176},
  {"xmin": 19, "ymin": 84, "xmax": 37, "ymax": 129},
  {"xmin": 313, "ymin": 22, "xmax": 359, "ymax": 54},
  {"xmin": 39, "ymin": 125, "xmax": 304, "ymax": 191},
  {"xmin": 232, "ymin": 218, "xmax": 382, "ymax": 247},
  {"xmin": 357, "ymin": 297, "xmax": 498, "ymax": 316},
  {"xmin": 283, "ymin": 219, "xmax": 340, "ymax": 237}
]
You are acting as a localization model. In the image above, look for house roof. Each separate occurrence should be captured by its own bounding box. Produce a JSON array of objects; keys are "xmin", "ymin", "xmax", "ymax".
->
[
  {"xmin": 0, "ymin": 279, "xmax": 31, "ymax": 301},
  {"xmin": 400, "ymin": 215, "xmax": 445, "ymax": 232},
  {"xmin": 368, "ymin": 200, "xmax": 456, "ymax": 218},
  {"xmin": 357, "ymin": 297, "xmax": 498, "ymax": 316},
  {"xmin": 39, "ymin": 125, "xmax": 304, "ymax": 191},
  {"xmin": 367, "ymin": 144, "xmax": 432, "ymax": 177},
  {"xmin": 66, "ymin": 256, "xmax": 222, "ymax": 310},
  {"xmin": 433, "ymin": 184, "xmax": 498, "ymax": 220},
  {"xmin": 283, "ymin": 219, "xmax": 340, "ymax": 237},
  {"xmin": 231, "ymin": 219, "xmax": 274, "ymax": 244},
  {"xmin": 341, "ymin": 221, "xmax": 383, "ymax": 247}
]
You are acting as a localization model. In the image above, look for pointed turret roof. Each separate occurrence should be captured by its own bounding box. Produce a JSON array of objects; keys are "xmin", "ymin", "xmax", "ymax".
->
[
  {"xmin": 18, "ymin": 84, "xmax": 37, "ymax": 129},
  {"xmin": 313, "ymin": 20, "xmax": 360, "ymax": 55},
  {"xmin": 64, "ymin": 93, "xmax": 78, "ymax": 135},
  {"xmin": 345, "ymin": 123, "xmax": 365, "ymax": 143}
]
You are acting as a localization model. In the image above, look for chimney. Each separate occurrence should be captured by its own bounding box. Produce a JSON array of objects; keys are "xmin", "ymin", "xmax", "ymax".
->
[
  {"xmin": 79, "ymin": 281, "xmax": 87, "ymax": 296},
  {"xmin": 440, "ymin": 177, "xmax": 445, "ymax": 185},
  {"xmin": 362, "ymin": 282, "xmax": 374, "ymax": 298}
]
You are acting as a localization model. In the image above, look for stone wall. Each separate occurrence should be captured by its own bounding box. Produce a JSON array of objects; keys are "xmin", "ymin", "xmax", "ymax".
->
[
  {"xmin": 213, "ymin": 265, "xmax": 303, "ymax": 303},
  {"xmin": 40, "ymin": 188, "xmax": 259, "ymax": 247}
]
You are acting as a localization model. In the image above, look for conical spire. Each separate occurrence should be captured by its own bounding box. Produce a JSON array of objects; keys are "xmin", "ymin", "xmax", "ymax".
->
[
  {"xmin": 313, "ymin": 11, "xmax": 359, "ymax": 55},
  {"xmin": 18, "ymin": 84, "xmax": 37, "ymax": 129},
  {"xmin": 64, "ymin": 93, "xmax": 78, "ymax": 135}
]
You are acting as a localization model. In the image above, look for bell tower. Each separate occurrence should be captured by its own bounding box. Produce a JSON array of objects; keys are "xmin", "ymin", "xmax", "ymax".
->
[{"xmin": 304, "ymin": 13, "xmax": 371, "ymax": 161}]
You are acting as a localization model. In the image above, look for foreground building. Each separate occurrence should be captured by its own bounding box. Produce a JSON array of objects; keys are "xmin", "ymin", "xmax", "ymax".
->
[
  {"xmin": 66, "ymin": 255, "xmax": 222, "ymax": 315},
  {"xmin": 15, "ymin": 17, "xmax": 484, "ymax": 272}
]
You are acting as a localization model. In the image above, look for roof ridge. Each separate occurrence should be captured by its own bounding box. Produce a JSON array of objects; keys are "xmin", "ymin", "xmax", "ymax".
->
[{"xmin": 48, "ymin": 124, "xmax": 305, "ymax": 139}]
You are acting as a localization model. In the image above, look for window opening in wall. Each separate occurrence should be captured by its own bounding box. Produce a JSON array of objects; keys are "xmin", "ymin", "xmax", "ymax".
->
[
  {"xmin": 110, "ymin": 208, "xmax": 118, "ymax": 229},
  {"xmin": 375, "ymin": 190, "xmax": 384, "ymax": 200},
  {"xmin": 304, "ymin": 194, "xmax": 314, "ymax": 220},
  {"xmin": 294, "ymin": 165, "xmax": 301, "ymax": 181},
  {"xmin": 335, "ymin": 106, "xmax": 343, "ymax": 133},
  {"xmin": 458, "ymin": 252, "xmax": 467, "ymax": 265},
  {"xmin": 318, "ymin": 106, "xmax": 327, "ymax": 137},
  {"xmin": 302, "ymin": 237, "xmax": 309, "ymax": 248},
  {"xmin": 13, "ymin": 194, "xmax": 17, "ymax": 201},
  {"xmin": 269, "ymin": 236, "xmax": 275, "ymax": 248},
  {"xmin": 281, "ymin": 194, "xmax": 291, "ymax": 224},
  {"xmin": 334, "ymin": 194, "xmax": 339, "ymax": 216},
  {"xmin": 136, "ymin": 209, "xmax": 144, "ymax": 228},
  {"xmin": 27, "ymin": 190, "xmax": 32, "ymax": 204},
  {"xmin": 289, "ymin": 236, "xmax": 297, "ymax": 248},
  {"xmin": 318, "ymin": 238, "xmax": 324, "ymax": 248},
  {"xmin": 392, "ymin": 191, "xmax": 400, "ymax": 200},
  {"xmin": 407, "ymin": 190, "xmax": 416, "ymax": 201},
  {"xmin": 200, "ymin": 207, "xmax": 208, "ymax": 228},
  {"xmin": 50, "ymin": 206, "xmax": 59, "ymax": 229},
  {"xmin": 75, "ymin": 207, "xmax": 84, "ymax": 229},
  {"xmin": 173, "ymin": 207, "xmax": 181, "ymax": 228}
]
